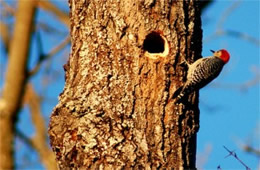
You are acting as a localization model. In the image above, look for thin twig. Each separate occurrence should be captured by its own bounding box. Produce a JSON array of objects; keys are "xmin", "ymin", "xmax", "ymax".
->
[
  {"xmin": 197, "ymin": 144, "xmax": 212, "ymax": 169},
  {"xmin": 210, "ymin": 66, "xmax": 260, "ymax": 92},
  {"xmin": 0, "ymin": 21, "xmax": 10, "ymax": 52},
  {"xmin": 223, "ymin": 146, "xmax": 251, "ymax": 170},
  {"xmin": 204, "ymin": 30, "xmax": 260, "ymax": 46},
  {"xmin": 0, "ymin": 1, "xmax": 16, "ymax": 16},
  {"xmin": 217, "ymin": 1, "xmax": 241, "ymax": 30},
  {"xmin": 37, "ymin": 21, "xmax": 68, "ymax": 36},
  {"xmin": 20, "ymin": 84, "xmax": 58, "ymax": 170},
  {"xmin": 204, "ymin": 1, "xmax": 259, "ymax": 46},
  {"xmin": 243, "ymin": 145, "xmax": 260, "ymax": 157},
  {"xmin": 29, "ymin": 35, "xmax": 70, "ymax": 77},
  {"xmin": 37, "ymin": 0, "xmax": 69, "ymax": 27},
  {"xmin": 16, "ymin": 129, "xmax": 35, "ymax": 149}
]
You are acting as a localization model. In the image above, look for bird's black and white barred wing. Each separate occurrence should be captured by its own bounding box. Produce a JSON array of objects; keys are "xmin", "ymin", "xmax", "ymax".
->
[{"xmin": 173, "ymin": 57, "xmax": 225, "ymax": 102}]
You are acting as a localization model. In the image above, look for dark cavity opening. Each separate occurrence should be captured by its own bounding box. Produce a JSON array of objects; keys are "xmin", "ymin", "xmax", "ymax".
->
[{"xmin": 143, "ymin": 32, "xmax": 165, "ymax": 53}]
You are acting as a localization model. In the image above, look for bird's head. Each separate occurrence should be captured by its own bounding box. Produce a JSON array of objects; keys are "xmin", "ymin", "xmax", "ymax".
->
[{"xmin": 210, "ymin": 49, "xmax": 230, "ymax": 64}]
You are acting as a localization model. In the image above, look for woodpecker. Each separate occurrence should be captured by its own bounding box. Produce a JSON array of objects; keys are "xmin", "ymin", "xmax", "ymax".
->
[{"xmin": 172, "ymin": 49, "xmax": 230, "ymax": 103}]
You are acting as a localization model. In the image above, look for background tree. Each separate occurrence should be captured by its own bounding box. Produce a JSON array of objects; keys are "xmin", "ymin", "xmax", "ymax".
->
[
  {"xmin": 0, "ymin": 0, "xmax": 69, "ymax": 169},
  {"xmin": 0, "ymin": 1, "xmax": 36, "ymax": 168}
]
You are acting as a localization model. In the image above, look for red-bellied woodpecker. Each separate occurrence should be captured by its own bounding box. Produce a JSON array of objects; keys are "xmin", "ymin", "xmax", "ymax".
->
[{"xmin": 172, "ymin": 49, "xmax": 230, "ymax": 103}]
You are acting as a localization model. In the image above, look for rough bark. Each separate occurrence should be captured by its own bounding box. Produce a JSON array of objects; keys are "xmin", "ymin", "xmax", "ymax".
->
[
  {"xmin": 49, "ymin": 0, "xmax": 202, "ymax": 169},
  {"xmin": 0, "ymin": 0, "xmax": 36, "ymax": 169}
]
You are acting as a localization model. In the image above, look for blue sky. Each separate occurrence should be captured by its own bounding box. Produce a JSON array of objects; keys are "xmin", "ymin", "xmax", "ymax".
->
[
  {"xmin": 198, "ymin": 0, "xmax": 259, "ymax": 169},
  {"xmin": 1, "ymin": 0, "xmax": 259, "ymax": 169}
]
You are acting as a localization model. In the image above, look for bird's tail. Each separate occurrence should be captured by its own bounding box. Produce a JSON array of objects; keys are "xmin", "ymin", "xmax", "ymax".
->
[
  {"xmin": 169, "ymin": 85, "xmax": 190, "ymax": 103},
  {"xmin": 171, "ymin": 86, "xmax": 183, "ymax": 99},
  {"xmin": 169, "ymin": 86, "xmax": 184, "ymax": 103}
]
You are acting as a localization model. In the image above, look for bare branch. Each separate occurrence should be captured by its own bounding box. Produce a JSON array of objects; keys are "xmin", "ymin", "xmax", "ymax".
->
[
  {"xmin": 217, "ymin": 1, "xmax": 241, "ymax": 30},
  {"xmin": 235, "ymin": 129, "xmax": 260, "ymax": 157},
  {"xmin": 0, "ymin": 1, "xmax": 36, "ymax": 169},
  {"xmin": 243, "ymin": 145, "xmax": 260, "ymax": 157},
  {"xmin": 0, "ymin": 1, "xmax": 15, "ymax": 16},
  {"xmin": 197, "ymin": 144, "xmax": 212, "ymax": 169},
  {"xmin": 223, "ymin": 146, "xmax": 251, "ymax": 170},
  {"xmin": 0, "ymin": 21, "xmax": 9, "ymax": 52},
  {"xmin": 16, "ymin": 129, "xmax": 35, "ymax": 150},
  {"xmin": 22, "ymin": 84, "xmax": 58, "ymax": 170},
  {"xmin": 204, "ymin": 1, "xmax": 259, "ymax": 46},
  {"xmin": 210, "ymin": 66, "xmax": 260, "ymax": 92},
  {"xmin": 37, "ymin": 0, "xmax": 69, "ymax": 27},
  {"xmin": 204, "ymin": 30, "xmax": 260, "ymax": 46},
  {"xmin": 37, "ymin": 22, "xmax": 68, "ymax": 36},
  {"xmin": 29, "ymin": 36, "xmax": 70, "ymax": 77}
]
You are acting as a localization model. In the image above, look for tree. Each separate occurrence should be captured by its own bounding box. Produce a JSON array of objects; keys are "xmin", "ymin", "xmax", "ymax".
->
[
  {"xmin": 49, "ymin": 0, "xmax": 202, "ymax": 169},
  {"xmin": 0, "ymin": 1, "xmax": 36, "ymax": 169},
  {"xmin": 0, "ymin": 0, "xmax": 67, "ymax": 169}
]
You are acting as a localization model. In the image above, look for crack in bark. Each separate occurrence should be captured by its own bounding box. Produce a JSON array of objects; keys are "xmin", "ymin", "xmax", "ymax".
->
[
  {"xmin": 160, "ymin": 64, "xmax": 172, "ymax": 162},
  {"xmin": 130, "ymin": 84, "xmax": 137, "ymax": 119}
]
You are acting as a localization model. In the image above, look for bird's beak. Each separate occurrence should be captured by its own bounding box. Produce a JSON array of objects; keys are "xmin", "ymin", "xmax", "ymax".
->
[{"xmin": 210, "ymin": 50, "xmax": 215, "ymax": 53}]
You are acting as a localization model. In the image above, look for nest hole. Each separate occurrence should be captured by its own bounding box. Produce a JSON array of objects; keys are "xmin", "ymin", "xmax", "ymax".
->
[{"xmin": 143, "ymin": 31, "xmax": 165, "ymax": 53}]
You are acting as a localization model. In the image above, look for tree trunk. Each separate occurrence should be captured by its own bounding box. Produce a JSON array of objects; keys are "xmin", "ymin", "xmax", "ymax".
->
[{"xmin": 49, "ymin": 0, "xmax": 202, "ymax": 169}]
